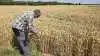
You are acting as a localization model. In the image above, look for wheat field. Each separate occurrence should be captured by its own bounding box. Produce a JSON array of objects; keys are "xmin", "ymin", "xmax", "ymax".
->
[{"xmin": 0, "ymin": 5, "xmax": 100, "ymax": 56}]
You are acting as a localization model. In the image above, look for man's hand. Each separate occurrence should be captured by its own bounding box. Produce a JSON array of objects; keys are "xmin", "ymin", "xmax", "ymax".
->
[
  {"xmin": 29, "ymin": 26, "xmax": 38, "ymax": 34},
  {"xmin": 29, "ymin": 28, "xmax": 39, "ymax": 40}
]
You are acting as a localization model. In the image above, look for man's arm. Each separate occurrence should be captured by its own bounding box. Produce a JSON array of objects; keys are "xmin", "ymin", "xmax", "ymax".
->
[{"xmin": 28, "ymin": 13, "xmax": 37, "ymax": 34}]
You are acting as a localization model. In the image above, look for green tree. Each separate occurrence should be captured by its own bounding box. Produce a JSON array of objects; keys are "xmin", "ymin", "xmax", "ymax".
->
[{"xmin": 0, "ymin": 0, "xmax": 13, "ymax": 2}]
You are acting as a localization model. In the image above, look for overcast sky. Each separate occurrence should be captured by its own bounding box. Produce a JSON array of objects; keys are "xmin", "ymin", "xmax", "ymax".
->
[{"xmin": 14, "ymin": 0, "xmax": 100, "ymax": 4}]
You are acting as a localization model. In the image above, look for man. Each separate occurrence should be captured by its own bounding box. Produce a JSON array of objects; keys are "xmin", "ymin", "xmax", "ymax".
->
[{"xmin": 11, "ymin": 9, "xmax": 41, "ymax": 56}]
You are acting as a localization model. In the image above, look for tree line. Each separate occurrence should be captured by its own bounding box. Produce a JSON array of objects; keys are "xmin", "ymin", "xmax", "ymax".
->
[
  {"xmin": 0, "ymin": 1, "xmax": 76, "ymax": 5},
  {"xmin": 0, "ymin": 0, "xmax": 99, "ymax": 5}
]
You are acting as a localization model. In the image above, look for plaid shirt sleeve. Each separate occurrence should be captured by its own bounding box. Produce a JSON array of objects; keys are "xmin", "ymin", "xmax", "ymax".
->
[{"xmin": 28, "ymin": 12, "xmax": 37, "ymax": 33}]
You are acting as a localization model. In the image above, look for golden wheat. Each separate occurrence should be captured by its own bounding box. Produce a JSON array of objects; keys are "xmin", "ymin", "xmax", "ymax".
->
[{"xmin": 0, "ymin": 5, "xmax": 100, "ymax": 56}]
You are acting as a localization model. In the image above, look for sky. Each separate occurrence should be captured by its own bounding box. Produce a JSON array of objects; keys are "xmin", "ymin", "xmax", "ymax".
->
[{"xmin": 14, "ymin": 0, "xmax": 100, "ymax": 4}]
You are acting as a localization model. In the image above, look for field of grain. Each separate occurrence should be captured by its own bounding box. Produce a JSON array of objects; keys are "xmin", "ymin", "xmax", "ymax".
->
[{"xmin": 0, "ymin": 5, "xmax": 100, "ymax": 56}]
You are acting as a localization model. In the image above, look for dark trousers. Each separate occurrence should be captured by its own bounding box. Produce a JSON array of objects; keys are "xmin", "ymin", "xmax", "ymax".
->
[{"xmin": 12, "ymin": 28, "xmax": 29, "ymax": 56}]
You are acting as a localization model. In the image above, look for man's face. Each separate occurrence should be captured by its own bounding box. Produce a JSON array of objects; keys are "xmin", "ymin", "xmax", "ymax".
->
[
  {"xmin": 33, "ymin": 9, "xmax": 41, "ymax": 18},
  {"xmin": 34, "ymin": 14, "xmax": 41, "ymax": 18}
]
